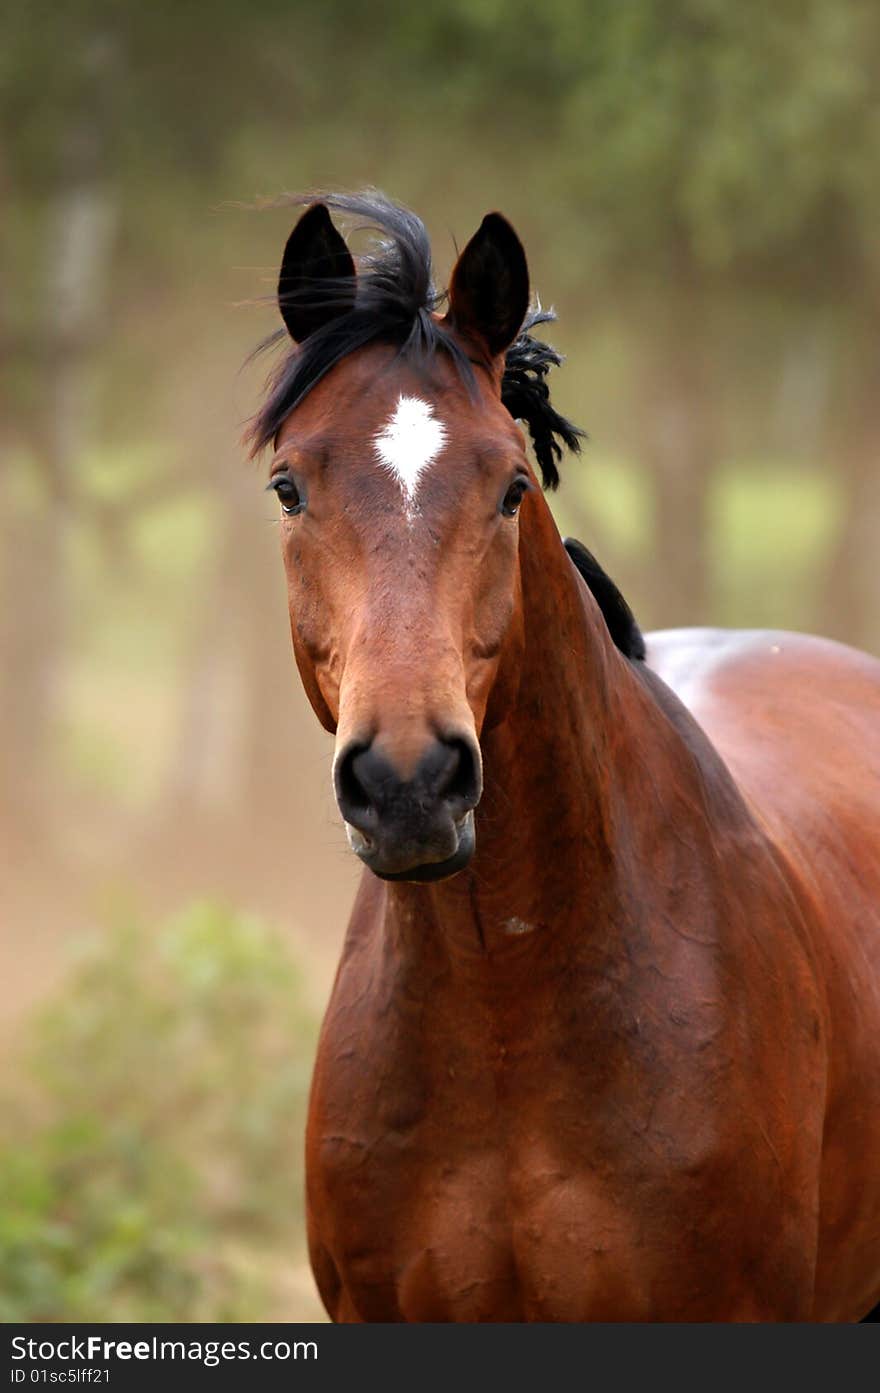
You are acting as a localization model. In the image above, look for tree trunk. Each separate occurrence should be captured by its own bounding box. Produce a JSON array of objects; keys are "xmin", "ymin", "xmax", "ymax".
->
[
  {"xmin": 820, "ymin": 314, "xmax": 880, "ymax": 654},
  {"xmin": 0, "ymin": 34, "xmax": 119, "ymax": 835},
  {"xmin": 634, "ymin": 274, "xmax": 719, "ymax": 629}
]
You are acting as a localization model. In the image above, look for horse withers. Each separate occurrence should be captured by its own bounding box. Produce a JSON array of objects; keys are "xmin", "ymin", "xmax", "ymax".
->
[{"xmin": 248, "ymin": 193, "xmax": 880, "ymax": 1321}]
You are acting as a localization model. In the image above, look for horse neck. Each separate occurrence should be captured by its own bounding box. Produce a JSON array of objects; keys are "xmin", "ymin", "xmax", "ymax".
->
[{"xmin": 384, "ymin": 492, "xmax": 683, "ymax": 969}]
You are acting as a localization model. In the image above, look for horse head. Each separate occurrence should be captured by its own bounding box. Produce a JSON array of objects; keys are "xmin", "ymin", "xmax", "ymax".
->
[{"xmin": 249, "ymin": 194, "xmax": 580, "ymax": 881}]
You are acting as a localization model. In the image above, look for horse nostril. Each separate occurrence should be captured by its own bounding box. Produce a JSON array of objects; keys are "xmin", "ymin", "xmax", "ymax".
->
[
  {"xmin": 335, "ymin": 741, "xmax": 377, "ymax": 826},
  {"xmin": 436, "ymin": 737, "xmax": 481, "ymax": 815}
]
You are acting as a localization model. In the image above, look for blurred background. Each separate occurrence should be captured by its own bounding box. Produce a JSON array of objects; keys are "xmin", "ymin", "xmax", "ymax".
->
[{"xmin": 2, "ymin": 0, "xmax": 879, "ymax": 1322}]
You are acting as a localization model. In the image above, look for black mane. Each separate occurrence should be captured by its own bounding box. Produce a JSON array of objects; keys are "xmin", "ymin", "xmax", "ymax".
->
[
  {"xmin": 246, "ymin": 190, "xmax": 583, "ymax": 487},
  {"xmin": 563, "ymin": 537, "xmax": 646, "ymax": 661}
]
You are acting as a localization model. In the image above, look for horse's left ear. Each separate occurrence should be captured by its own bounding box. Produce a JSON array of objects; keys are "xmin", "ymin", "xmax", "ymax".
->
[
  {"xmin": 445, "ymin": 212, "xmax": 529, "ymax": 359},
  {"xmin": 278, "ymin": 202, "xmax": 356, "ymax": 343}
]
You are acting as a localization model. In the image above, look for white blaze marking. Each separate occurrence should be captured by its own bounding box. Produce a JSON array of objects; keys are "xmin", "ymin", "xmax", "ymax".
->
[{"xmin": 373, "ymin": 395, "xmax": 446, "ymax": 513}]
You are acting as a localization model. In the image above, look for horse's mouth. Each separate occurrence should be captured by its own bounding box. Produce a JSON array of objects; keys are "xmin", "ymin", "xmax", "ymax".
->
[{"xmin": 346, "ymin": 810, "xmax": 476, "ymax": 883}]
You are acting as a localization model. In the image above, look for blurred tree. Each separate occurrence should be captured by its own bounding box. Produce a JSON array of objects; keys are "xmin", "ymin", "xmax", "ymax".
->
[
  {"xmin": 0, "ymin": 2, "xmax": 292, "ymax": 835},
  {"xmin": 1, "ymin": 20, "xmax": 121, "ymax": 836},
  {"xmin": 550, "ymin": 0, "xmax": 880, "ymax": 638}
]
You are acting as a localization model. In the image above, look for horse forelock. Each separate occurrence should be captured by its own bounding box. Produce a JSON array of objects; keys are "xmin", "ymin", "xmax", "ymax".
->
[{"xmin": 244, "ymin": 190, "xmax": 584, "ymax": 488}]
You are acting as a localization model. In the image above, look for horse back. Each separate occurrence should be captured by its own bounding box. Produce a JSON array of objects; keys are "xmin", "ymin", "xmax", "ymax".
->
[{"xmin": 645, "ymin": 626, "xmax": 880, "ymax": 928}]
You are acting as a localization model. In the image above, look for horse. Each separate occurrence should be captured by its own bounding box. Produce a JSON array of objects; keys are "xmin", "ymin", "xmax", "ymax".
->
[{"xmin": 247, "ymin": 192, "xmax": 880, "ymax": 1321}]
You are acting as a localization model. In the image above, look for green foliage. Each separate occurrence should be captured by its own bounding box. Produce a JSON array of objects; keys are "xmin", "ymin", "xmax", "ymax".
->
[
  {"xmin": 554, "ymin": 451, "xmax": 841, "ymax": 633},
  {"xmin": 547, "ymin": 0, "xmax": 880, "ymax": 273},
  {"xmin": 0, "ymin": 903, "xmax": 318, "ymax": 1322},
  {"xmin": 711, "ymin": 461, "xmax": 843, "ymax": 628},
  {"xmin": 7, "ymin": 1, "xmax": 880, "ymax": 272}
]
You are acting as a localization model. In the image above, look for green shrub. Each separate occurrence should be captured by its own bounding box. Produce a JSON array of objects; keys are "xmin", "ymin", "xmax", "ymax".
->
[{"xmin": 0, "ymin": 902, "xmax": 319, "ymax": 1322}]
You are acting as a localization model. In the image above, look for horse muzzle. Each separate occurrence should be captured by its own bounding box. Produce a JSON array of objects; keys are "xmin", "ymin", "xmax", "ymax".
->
[{"xmin": 333, "ymin": 734, "xmax": 481, "ymax": 881}]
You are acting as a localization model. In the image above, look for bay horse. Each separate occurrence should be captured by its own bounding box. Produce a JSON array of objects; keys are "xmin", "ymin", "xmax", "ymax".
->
[{"xmin": 248, "ymin": 192, "xmax": 880, "ymax": 1321}]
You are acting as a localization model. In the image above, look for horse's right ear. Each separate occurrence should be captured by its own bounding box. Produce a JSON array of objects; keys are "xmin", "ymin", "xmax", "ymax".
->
[{"xmin": 278, "ymin": 203, "xmax": 356, "ymax": 343}]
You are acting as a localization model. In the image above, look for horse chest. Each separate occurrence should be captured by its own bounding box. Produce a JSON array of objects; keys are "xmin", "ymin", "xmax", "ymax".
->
[
  {"xmin": 307, "ymin": 922, "xmax": 822, "ymax": 1321},
  {"xmin": 313, "ymin": 1127, "xmax": 623, "ymax": 1321},
  {"xmin": 309, "ymin": 1064, "xmax": 663, "ymax": 1322}
]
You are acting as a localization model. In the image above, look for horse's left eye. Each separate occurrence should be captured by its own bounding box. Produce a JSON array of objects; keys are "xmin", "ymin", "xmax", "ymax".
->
[
  {"xmin": 270, "ymin": 476, "xmax": 304, "ymax": 516},
  {"xmin": 500, "ymin": 478, "xmax": 530, "ymax": 517}
]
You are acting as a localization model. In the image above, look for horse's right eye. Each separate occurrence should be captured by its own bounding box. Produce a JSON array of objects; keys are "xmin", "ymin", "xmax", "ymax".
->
[{"xmin": 270, "ymin": 475, "xmax": 304, "ymax": 516}]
